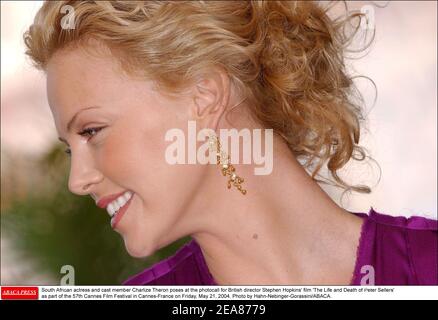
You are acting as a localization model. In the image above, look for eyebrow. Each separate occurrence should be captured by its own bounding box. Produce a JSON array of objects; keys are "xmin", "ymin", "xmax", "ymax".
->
[{"xmin": 58, "ymin": 106, "xmax": 101, "ymax": 144}]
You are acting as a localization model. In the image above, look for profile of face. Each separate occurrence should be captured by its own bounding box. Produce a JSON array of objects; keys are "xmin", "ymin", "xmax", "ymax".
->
[{"xmin": 47, "ymin": 42, "xmax": 219, "ymax": 258}]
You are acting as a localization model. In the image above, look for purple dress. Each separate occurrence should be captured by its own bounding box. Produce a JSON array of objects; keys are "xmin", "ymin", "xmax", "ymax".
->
[{"xmin": 123, "ymin": 207, "xmax": 437, "ymax": 285}]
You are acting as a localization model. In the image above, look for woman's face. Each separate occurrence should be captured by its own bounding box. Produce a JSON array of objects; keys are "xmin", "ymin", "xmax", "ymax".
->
[{"xmin": 47, "ymin": 44, "xmax": 208, "ymax": 257}]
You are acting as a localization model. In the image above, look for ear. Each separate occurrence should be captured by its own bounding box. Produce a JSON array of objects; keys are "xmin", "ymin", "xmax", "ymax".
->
[{"xmin": 191, "ymin": 68, "xmax": 231, "ymax": 130}]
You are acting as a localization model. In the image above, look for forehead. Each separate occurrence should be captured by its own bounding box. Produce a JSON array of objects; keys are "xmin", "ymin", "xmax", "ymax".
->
[
  {"xmin": 45, "ymin": 41, "xmax": 189, "ymax": 136},
  {"xmin": 45, "ymin": 42, "xmax": 148, "ymax": 131},
  {"xmin": 47, "ymin": 44, "xmax": 122, "ymax": 108}
]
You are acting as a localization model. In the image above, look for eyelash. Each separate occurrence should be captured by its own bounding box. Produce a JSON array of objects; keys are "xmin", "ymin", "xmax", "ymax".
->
[{"xmin": 64, "ymin": 127, "xmax": 105, "ymax": 156}]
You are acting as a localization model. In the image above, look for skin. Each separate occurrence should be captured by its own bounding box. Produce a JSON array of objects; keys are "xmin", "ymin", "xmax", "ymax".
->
[{"xmin": 47, "ymin": 41, "xmax": 365, "ymax": 285}]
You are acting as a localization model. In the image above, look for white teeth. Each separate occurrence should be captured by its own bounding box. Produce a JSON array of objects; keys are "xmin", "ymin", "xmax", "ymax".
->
[
  {"xmin": 117, "ymin": 197, "xmax": 125, "ymax": 207},
  {"xmin": 108, "ymin": 203, "xmax": 115, "ymax": 217},
  {"xmin": 106, "ymin": 191, "xmax": 133, "ymax": 218},
  {"xmin": 123, "ymin": 192, "xmax": 132, "ymax": 202}
]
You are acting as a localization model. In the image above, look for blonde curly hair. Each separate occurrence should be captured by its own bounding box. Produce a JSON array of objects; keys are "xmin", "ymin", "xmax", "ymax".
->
[{"xmin": 24, "ymin": 0, "xmax": 379, "ymax": 195}]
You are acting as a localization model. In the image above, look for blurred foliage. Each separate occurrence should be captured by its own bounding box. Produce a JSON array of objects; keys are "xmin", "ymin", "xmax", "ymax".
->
[{"xmin": 1, "ymin": 143, "xmax": 191, "ymax": 285}]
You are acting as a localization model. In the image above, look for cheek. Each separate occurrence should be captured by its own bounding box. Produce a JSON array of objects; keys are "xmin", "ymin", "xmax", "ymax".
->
[
  {"xmin": 98, "ymin": 127, "xmax": 155, "ymax": 181},
  {"xmin": 97, "ymin": 112, "xmax": 205, "ymax": 214},
  {"xmin": 97, "ymin": 119, "xmax": 172, "ymax": 192}
]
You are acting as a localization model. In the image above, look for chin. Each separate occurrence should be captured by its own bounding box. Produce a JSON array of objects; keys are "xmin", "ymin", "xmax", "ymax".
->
[{"xmin": 123, "ymin": 238, "xmax": 156, "ymax": 258}]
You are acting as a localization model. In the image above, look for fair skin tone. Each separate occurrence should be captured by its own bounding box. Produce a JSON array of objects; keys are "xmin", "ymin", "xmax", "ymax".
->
[{"xmin": 48, "ymin": 41, "xmax": 364, "ymax": 285}]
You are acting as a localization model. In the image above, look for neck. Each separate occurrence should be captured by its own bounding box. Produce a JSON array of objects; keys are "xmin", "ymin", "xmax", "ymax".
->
[{"xmin": 187, "ymin": 128, "xmax": 364, "ymax": 285}]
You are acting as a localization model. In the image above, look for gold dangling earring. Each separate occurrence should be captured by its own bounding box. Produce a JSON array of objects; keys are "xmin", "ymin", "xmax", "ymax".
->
[{"xmin": 208, "ymin": 133, "xmax": 247, "ymax": 195}]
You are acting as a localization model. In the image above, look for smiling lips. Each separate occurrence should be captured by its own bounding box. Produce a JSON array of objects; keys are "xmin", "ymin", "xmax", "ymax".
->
[{"xmin": 96, "ymin": 190, "xmax": 134, "ymax": 227}]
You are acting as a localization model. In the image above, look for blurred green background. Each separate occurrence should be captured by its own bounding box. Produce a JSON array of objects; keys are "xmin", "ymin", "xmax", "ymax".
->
[{"xmin": 1, "ymin": 143, "xmax": 190, "ymax": 285}]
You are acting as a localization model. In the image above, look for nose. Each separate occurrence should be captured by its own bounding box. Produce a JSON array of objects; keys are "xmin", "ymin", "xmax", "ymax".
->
[{"xmin": 68, "ymin": 152, "xmax": 103, "ymax": 196}]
